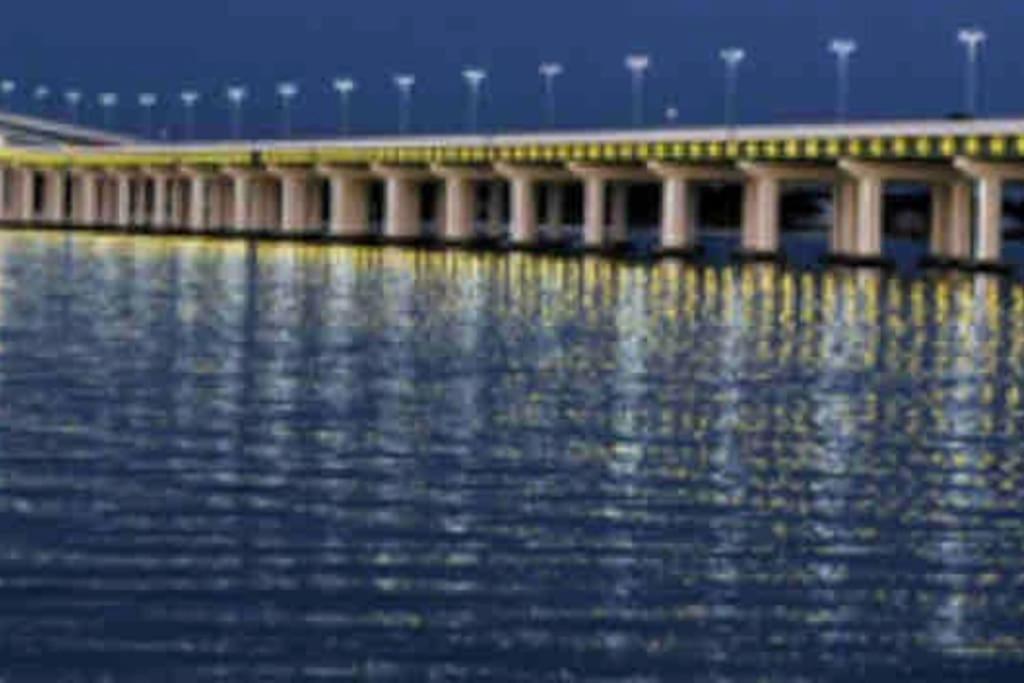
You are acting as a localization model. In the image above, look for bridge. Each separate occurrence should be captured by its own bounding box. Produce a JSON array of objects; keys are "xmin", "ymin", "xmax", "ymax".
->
[{"xmin": 2, "ymin": 115, "xmax": 1024, "ymax": 269}]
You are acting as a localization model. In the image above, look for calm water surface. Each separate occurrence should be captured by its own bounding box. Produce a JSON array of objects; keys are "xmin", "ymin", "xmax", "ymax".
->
[{"xmin": 1, "ymin": 231, "xmax": 1023, "ymax": 681}]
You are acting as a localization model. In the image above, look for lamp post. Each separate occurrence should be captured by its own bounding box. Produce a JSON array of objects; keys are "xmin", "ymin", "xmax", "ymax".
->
[
  {"xmin": 180, "ymin": 90, "xmax": 199, "ymax": 139},
  {"xmin": 138, "ymin": 93, "xmax": 157, "ymax": 138},
  {"xmin": 33, "ymin": 85, "xmax": 50, "ymax": 116},
  {"xmin": 828, "ymin": 39, "xmax": 857, "ymax": 122},
  {"xmin": 226, "ymin": 85, "xmax": 247, "ymax": 139},
  {"xmin": 98, "ymin": 92, "xmax": 118, "ymax": 129},
  {"xmin": 624, "ymin": 54, "xmax": 650, "ymax": 127},
  {"xmin": 276, "ymin": 81, "xmax": 299, "ymax": 137},
  {"xmin": 720, "ymin": 47, "xmax": 746, "ymax": 129},
  {"xmin": 462, "ymin": 67, "xmax": 486, "ymax": 132},
  {"xmin": 539, "ymin": 62, "xmax": 563, "ymax": 128},
  {"xmin": 332, "ymin": 78, "xmax": 356, "ymax": 135},
  {"xmin": 957, "ymin": 28, "xmax": 987, "ymax": 117},
  {"xmin": 64, "ymin": 90, "xmax": 82, "ymax": 123},
  {"xmin": 1, "ymin": 80, "xmax": 15, "ymax": 111},
  {"xmin": 394, "ymin": 74, "xmax": 415, "ymax": 134}
]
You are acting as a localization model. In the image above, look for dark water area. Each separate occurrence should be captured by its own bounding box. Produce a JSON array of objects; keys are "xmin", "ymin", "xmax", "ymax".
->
[{"xmin": 1, "ymin": 231, "xmax": 1023, "ymax": 681}]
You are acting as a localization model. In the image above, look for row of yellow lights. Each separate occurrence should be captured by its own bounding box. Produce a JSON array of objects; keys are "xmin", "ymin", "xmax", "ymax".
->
[{"xmin": 2, "ymin": 134, "xmax": 1022, "ymax": 169}]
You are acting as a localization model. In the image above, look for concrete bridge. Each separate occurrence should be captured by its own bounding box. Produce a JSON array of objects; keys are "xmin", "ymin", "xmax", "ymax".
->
[{"xmin": 2, "ymin": 116, "xmax": 1024, "ymax": 269}]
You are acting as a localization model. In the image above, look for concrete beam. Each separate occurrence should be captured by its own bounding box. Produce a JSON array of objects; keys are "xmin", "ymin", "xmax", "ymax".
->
[
  {"xmin": 840, "ymin": 159, "xmax": 958, "ymax": 183},
  {"xmin": 569, "ymin": 162, "xmax": 655, "ymax": 183},
  {"xmin": 648, "ymin": 161, "xmax": 743, "ymax": 183},
  {"xmin": 739, "ymin": 161, "xmax": 839, "ymax": 183}
]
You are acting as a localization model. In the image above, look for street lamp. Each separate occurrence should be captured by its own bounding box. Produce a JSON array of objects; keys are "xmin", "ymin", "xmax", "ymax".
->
[
  {"xmin": 226, "ymin": 85, "xmax": 247, "ymax": 139},
  {"xmin": 829, "ymin": 39, "xmax": 857, "ymax": 122},
  {"xmin": 720, "ymin": 47, "xmax": 746, "ymax": 129},
  {"xmin": 624, "ymin": 54, "xmax": 650, "ymax": 127},
  {"xmin": 539, "ymin": 62, "xmax": 563, "ymax": 128},
  {"xmin": 332, "ymin": 77, "xmax": 356, "ymax": 135},
  {"xmin": 64, "ymin": 90, "xmax": 82, "ymax": 123},
  {"xmin": 1, "ymin": 80, "xmax": 15, "ymax": 110},
  {"xmin": 665, "ymin": 106, "xmax": 679, "ymax": 124},
  {"xmin": 98, "ymin": 92, "xmax": 118, "ymax": 129},
  {"xmin": 138, "ymin": 93, "xmax": 158, "ymax": 137},
  {"xmin": 276, "ymin": 81, "xmax": 299, "ymax": 137},
  {"xmin": 957, "ymin": 27, "xmax": 987, "ymax": 117},
  {"xmin": 394, "ymin": 74, "xmax": 415, "ymax": 134},
  {"xmin": 462, "ymin": 67, "xmax": 486, "ymax": 132},
  {"xmin": 180, "ymin": 90, "xmax": 200, "ymax": 139},
  {"xmin": 33, "ymin": 85, "xmax": 51, "ymax": 115}
]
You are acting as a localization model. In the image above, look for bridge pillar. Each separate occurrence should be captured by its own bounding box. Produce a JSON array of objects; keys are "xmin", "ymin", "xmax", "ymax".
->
[
  {"xmin": 649, "ymin": 162, "xmax": 744, "ymax": 256},
  {"xmin": 131, "ymin": 177, "xmax": 149, "ymax": 227},
  {"xmin": 609, "ymin": 183, "xmax": 629, "ymax": 245},
  {"xmin": 510, "ymin": 176, "xmax": 538, "ymax": 246},
  {"xmin": 831, "ymin": 179, "xmax": 858, "ymax": 256},
  {"xmin": 582, "ymin": 175, "xmax": 607, "ymax": 249},
  {"xmin": 222, "ymin": 170, "xmax": 251, "ymax": 232},
  {"xmin": 15, "ymin": 168, "xmax": 35, "ymax": 223},
  {"xmin": 187, "ymin": 172, "xmax": 208, "ymax": 231},
  {"xmin": 148, "ymin": 172, "xmax": 171, "ymax": 229},
  {"xmin": 0, "ymin": 167, "xmax": 7, "ymax": 222},
  {"xmin": 952, "ymin": 158, "xmax": 1023, "ymax": 267},
  {"xmin": 319, "ymin": 168, "xmax": 371, "ymax": 237},
  {"xmin": 273, "ymin": 170, "xmax": 314, "ymax": 233},
  {"xmin": 42, "ymin": 170, "xmax": 67, "ymax": 224},
  {"xmin": 374, "ymin": 165, "xmax": 431, "ymax": 242},
  {"xmin": 433, "ymin": 165, "xmax": 495, "ymax": 244},
  {"xmin": 70, "ymin": 170, "xmax": 100, "ymax": 225},
  {"xmin": 928, "ymin": 181, "xmax": 972, "ymax": 262},
  {"xmin": 114, "ymin": 173, "xmax": 132, "ymax": 227}
]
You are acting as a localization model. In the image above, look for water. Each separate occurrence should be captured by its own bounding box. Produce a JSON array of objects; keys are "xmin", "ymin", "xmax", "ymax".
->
[{"xmin": 1, "ymin": 230, "xmax": 1023, "ymax": 681}]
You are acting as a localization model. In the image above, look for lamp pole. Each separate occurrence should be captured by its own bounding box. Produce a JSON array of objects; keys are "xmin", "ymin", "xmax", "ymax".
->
[
  {"xmin": 276, "ymin": 81, "xmax": 299, "ymax": 137},
  {"xmin": 0, "ymin": 80, "xmax": 14, "ymax": 111},
  {"xmin": 462, "ymin": 67, "xmax": 486, "ymax": 132},
  {"xmin": 181, "ymin": 90, "xmax": 199, "ymax": 139},
  {"xmin": 138, "ymin": 93, "xmax": 157, "ymax": 138},
  {"xmin": 539, "ymin": 62, "xmax": 563, "ymax": 128},
  {"xmin": 624, "ymin": 54, "xmax": 650, "ymax": 127},
  {"xmin": 98, "ymin": 92, "xmax": 118, "ymax": 129},
  {"xmin": 957, "ymin": 28, "xmax": 987, "ymax": 117},
  {"xmin": 64, "ymin": 90, "xmax": 82, "ymax": 123},
  {"xmin": 226, "ymin": 85, "xmax": 247, "ymax": 140},
  {"xmin": 829, "ymin": 39, "xmax": 857, "ymax": 122},
  {"xmin": 720, "ymin": 47, "xmax": 746, "ymax": 129},
  {"xmin": 394, "ymin": 74, "xmax": 415, "ymax": 134},
  {"xmin": 332, "ymin": 78, "xmax": 356, "ymax": 135}
]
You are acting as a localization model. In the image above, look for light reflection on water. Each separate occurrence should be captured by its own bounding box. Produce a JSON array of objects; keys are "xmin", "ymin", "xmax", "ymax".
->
[{"xmin": 0, "ymin": 232, "xmax": 1023, "ymax": 681}]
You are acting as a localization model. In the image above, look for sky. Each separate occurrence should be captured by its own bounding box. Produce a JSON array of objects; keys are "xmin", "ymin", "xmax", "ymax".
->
[{"xmin": 1, "ymin": 0, "xmax": 1022, "ymax": 139}]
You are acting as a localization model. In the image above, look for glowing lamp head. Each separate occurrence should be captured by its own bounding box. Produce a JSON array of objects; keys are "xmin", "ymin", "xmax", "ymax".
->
[
  {"xmin": 463, "ymin": 68, "xmax": 487, "ymax": 87},
  {"xmin": 958, "ymin": 28, "xmax": 987, "ymax": 48},
  {"xmin": 276, "ymin": 82, "xmax": 299, "ymax": 100},
  {"xmin": 394, "ymin": 74, "xmax": 416, "ymax": 92},
  {"xmin": 98, "ymin": 92, "xmax": 118, "ymax": 108},
  {"xmin": 181, "ymin": 90, "xmax": 199, "ymax": 107},
  {"xmin": 720, "ymin": 48, "xmax": 746, "ymax": 67},
  {"xmin": 625, "ymin": 54, "xmax": 651, "ymax": 74},
  {"xmin": 829, "ymin": 39, "xmax": 858, "ymax": 58},
  {"xmin": 226, "ymin": 86, "xmax": 247, "ymax": 105},
  {"xmin": 138, "ymin": 93, "xmax": 157, "ymax": 108},
  {"xmin": 333, "ymin": 78, "xmax": 356, "ymax": 95},
  {"xmin": 539, "ymin": 62, "xmax": 564, "ymax": 79}
]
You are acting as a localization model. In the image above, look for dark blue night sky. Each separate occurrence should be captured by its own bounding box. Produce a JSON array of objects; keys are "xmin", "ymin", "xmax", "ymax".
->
[{"xmin": 1, "ymin": 0, "xmax": 1021, "ymax": 138}]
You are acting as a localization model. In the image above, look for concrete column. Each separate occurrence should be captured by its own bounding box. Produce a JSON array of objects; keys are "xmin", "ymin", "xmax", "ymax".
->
[
  {"xmin": 277, "ymin": 174, "xmax": 313, "ymax": 233},
  {"xmin": 509, "ymin": 176, "xmax": 538, "ymax": 246},
  {"xmin": 115, "ymin": 173, "xmax": 132, "ymax": 227},
  {"xmin": 487, "ymin": 181, "xmax": 504, "ymax": 234},
  {"xmin": 976, "ymin": 175, "xmax": 1003, "ymax": 264},
  {"xmin": 383, "ymin": 176, "xmax": 422, "ymax": 240},
  {"xmin": 582, "ymin": 175, "xmax": 607, "ymax": 248},
  {"xmin": 0, "ymin": 167, "xmax": 7, "ymax": 221},
  {"xmin": 609, "ymin": 183, "xmax": 628, "ymax": 244},
  {"xmin": 43, "ymin": 170, "xmax": 66, "ymax": 223},
  {"xmin": 150, "ymin": 174, "xmax": 168, "ymax": 228},
  {"xmin": 73, "ymin": 172, "xmax": 100, "ymax": 225},
  {"xmin": 326, "ymin": 173, "xmax": 370, "ymax": 237},
  {"xmin": 741, "ymin": 176, "xmax": 780, "ymax": 254},
  {"xmin": 546, "ymin": 184, "xmax": 564, "ymax": 231},
  {"xmin": 132, "ymin": 177, "xmax": 149, "ymax": 227},
  {"xmin": 948, "ymin": 180, "xmax": 972, "ymax": 260},
  {"xmin": 853, "ymin": 175, "xmax": 884, "ymax": 258},
  {"xmin": 831, "ymin": 178, "xmax": 858, "ymax": 255},
  {"xmin": 659, "ymin": 176, "xmax": 693, "ymax": 252},
  {"xmin": 229, "ymin": 173, "xmax": 250, "ymax": 231},
  {"xmin": 443, "ymin": 176, "xmax": 475, "ymax": 243},
  {"xmin": 188, "ymin": 174, "xmax": 207, "ymax": 231},
  {"xmin": 19, "ymin": 169, "xmax": 36, "ymax": 222}
]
